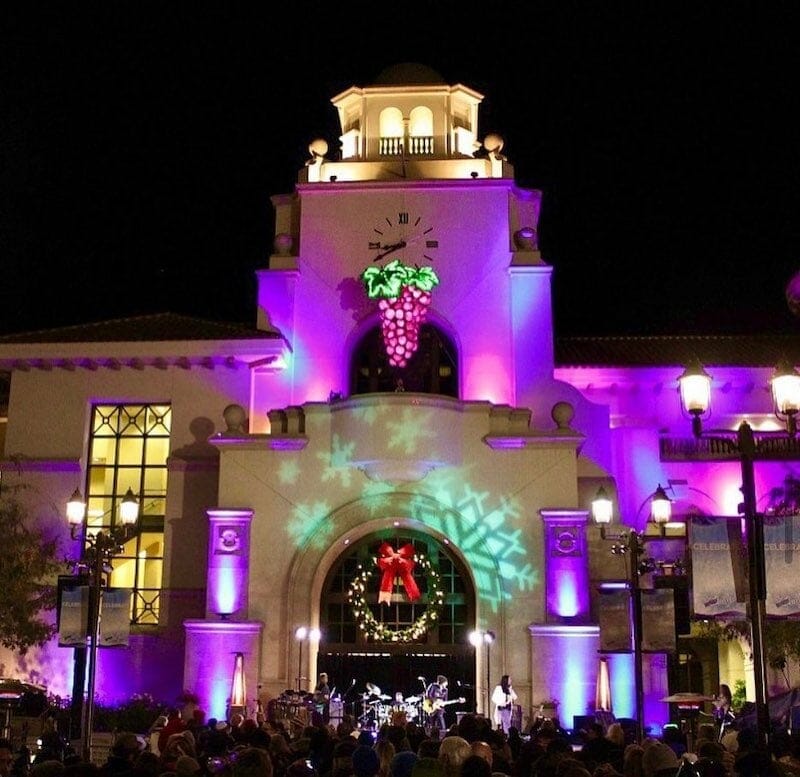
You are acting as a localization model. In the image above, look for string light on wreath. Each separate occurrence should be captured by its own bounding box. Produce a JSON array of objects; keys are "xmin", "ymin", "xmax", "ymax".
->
[{"xmin": 347, "ymin": 551, "xmax": 445, "ymax": 643}]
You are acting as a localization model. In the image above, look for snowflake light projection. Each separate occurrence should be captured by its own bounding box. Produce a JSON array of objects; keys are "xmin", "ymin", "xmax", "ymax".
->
[{"xmin": 361, "ymin": 260, "xmax": 440, "ymax": 367}]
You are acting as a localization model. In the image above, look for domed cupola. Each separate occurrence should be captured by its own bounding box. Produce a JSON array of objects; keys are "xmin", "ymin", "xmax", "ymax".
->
[{"xmin": 301, "ymin": 63, "xmax": 513, "ymax": 183}]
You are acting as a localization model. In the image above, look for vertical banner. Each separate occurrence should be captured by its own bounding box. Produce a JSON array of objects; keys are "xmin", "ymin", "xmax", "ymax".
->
[
  {"xmin": 641, "ymin": 589, "xmax": 676, "ymax": 652},
  {"xmin": 599, "ymin": 590, "xmax": 631, "ymax": 651},
  {"xmin": 689, "ymin": 516, "xmax": 747, "ymax": 618},
  {"xmin": 58, "ymin": 583, "xmax": 89, "ymax": 647},
  {"xmin": 99, "ymin": 588, "xmax": 132, "ymax": 646},
  {"xmin": 765, "ymin": 515, "xmax": 800, "ymax": 617}
]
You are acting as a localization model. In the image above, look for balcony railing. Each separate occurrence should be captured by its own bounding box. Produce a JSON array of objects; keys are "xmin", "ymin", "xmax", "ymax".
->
[
  {"xmin": 660, "ymin": 430, "xmax": 800, "ymax": 461},
  {"xmin": 379, "ymin": 136, "xmax": 435, "ymax": 156}
]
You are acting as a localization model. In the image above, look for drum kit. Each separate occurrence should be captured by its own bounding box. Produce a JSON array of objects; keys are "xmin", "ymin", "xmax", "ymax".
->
[{"xmin": 358, "ymin": 683, "xmax": 422, "ymax": 729}]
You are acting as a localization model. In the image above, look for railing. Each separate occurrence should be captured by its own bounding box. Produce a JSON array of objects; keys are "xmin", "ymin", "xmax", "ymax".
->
[
  {"xmin": 379, "ymin": 136, "xmax": 435, "ymax": 156},
  {"xmin": 660, "ymin": 430, "xmax": 800, "ymax": 461}
]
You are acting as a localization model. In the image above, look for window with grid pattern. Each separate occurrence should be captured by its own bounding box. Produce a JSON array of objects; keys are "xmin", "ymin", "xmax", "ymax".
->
[{"xmin": 86, "ymin": 403, "xmax": 171, "ymax": 625}]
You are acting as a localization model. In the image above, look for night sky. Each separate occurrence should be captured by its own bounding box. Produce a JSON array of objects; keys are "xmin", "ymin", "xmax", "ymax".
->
[{"xmin": 3, "ymin": 4, "xmax": 799, "ymax": 338}]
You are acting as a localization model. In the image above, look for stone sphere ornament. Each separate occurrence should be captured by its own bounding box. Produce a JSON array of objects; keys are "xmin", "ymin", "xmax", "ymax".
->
[
  {"xmin": 483, "ymin": 133, "xmax": 504, "ymax": 153},
  {"xmin": 223, "ymin": 404, "xmax": 247, "ymax": 434},
  {"xmin": 308, "ymin": 138, "xmax": 329, "ymax": 159}
]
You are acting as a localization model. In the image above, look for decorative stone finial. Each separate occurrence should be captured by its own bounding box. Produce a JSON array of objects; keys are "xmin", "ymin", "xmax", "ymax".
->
[
  {"xmin": 307, "ymin": 138, "xmax": 329, "ymax": 164},
  {"xmin": 551, "ymin": 401, "xmax": 575, "ymax": 430},
  {"xmin": 483, "ymin": 133, "xmax": 507, "ymax": 161},
  {"xmin": 222, "ymin": 404, "xmax": 247, "ymax": 434}
]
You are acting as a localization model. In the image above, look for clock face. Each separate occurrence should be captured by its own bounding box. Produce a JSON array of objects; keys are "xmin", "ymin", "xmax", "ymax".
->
[{"xmin": 368, "ymin": 211, "xmax": 438, "ymax": 263}]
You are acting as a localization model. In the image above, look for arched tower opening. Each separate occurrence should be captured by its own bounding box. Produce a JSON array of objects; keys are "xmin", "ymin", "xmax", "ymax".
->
[{"xmin": 350, "ymin": 322, "xmax": 459, "ymax": 397}]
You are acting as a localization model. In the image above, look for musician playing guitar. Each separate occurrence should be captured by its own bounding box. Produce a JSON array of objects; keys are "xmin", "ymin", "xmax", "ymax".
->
[
  {"xmin": 425, "ymin": 675, "xmax": 449, "ymax": 734},
  {"xmin": 312, "ymin": 672, "xmax": 331, "ymax": 723}
]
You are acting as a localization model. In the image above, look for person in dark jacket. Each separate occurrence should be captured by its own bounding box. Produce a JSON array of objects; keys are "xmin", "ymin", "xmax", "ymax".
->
[{"xmin": 99, "ymin": 732, "xmax": 142, "ymax": 777}]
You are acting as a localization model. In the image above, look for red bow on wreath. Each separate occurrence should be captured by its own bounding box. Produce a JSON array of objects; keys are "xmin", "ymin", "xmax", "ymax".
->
[{"xmin": 376, "ymin": 542, "xmax": 421, "ymax": 604}]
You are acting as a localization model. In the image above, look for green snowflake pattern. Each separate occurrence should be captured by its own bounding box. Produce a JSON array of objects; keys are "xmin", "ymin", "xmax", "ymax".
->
[{"xmin": 287, "ymin": 500, "xmax": 336, "ymax": 549}]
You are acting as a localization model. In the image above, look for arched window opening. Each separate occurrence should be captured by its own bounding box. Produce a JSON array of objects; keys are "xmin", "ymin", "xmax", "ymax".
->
[
  {"xmin": 409, "ymin": 106, "xmax": 433, "ymax": 137},
  {"xmin": 409, "ymin": 106, "xmax": 434, "ymax": 155},
  {"xmin": 379, "ymin": 107, "xmax": 404, "ymax": 138},
  {"xmin": 321, "ymin": 531, "xmax": 472, "ymax": 651},
  {"xmin": 317, "ymin": 531, "xmax": 476, "ymax": 716},
  {"xmin": 379, "ymin": 107, "xmax": 404, "ymax": 157},
  {"xmin": 351, "ymin": 323, "xmax": 458, "ymax": 397}
]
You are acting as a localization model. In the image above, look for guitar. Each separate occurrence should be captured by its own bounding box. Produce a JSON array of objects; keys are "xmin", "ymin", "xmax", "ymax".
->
[{"xmin": 422, "ymin": 696, "xmax": 466, "ymax": 714}]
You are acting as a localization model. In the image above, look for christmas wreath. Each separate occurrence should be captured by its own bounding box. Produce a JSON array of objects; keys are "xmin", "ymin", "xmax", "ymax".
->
[{"xmin": 347, "ymin": 543, "xmax": 445, "ymax": 642}]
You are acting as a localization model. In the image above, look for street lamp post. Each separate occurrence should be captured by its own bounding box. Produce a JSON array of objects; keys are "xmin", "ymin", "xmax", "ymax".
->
[
  {"xmin": 677, "ymin": 360, "xmax": 800, "ymax": 750},
  {"xmin": 66, "ymin": 487, "xmax": 139, "ymax": 764},
  {"xmin": 294, "ymin": 626, "xmax": 320, "ymax": 693},
  {"xmin": 592, "ymin": 484, "xmax": 675, "ymax": 744},
  {"xmin": 468, "ymin": 629, "xmax": 495, "ymax": 716}
]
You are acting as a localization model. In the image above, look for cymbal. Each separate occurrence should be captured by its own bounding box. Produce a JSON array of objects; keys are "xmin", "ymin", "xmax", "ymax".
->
[
  {"xmin": 660, "ymin": 693, "xmax": 714, "ymax": 704},
  {"xmin": 404, "ymin": 696, "xmax": 420, "ymax": 704},
  {"xmin": 366, "ymin": 682, "xmax": 382, "ymax": 696},
  {"xmin": 378, "ymin": 694, "xmax": 391, "ymax": 700}
]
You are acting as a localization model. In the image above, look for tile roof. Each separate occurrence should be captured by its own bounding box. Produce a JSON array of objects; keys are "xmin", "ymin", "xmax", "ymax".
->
[
  {"xmin": 0, "ymin": 313, "xmax": 279, "ymax": 344},
  {"xmin": 554, "ymin": 334, "xmax": 800, "ymax": 368},
  {"xmin": 1, "ymin": 313, "xmax": 796, "ymax": 369}
]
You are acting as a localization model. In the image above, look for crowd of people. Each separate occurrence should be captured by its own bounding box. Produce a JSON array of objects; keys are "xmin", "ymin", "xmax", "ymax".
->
[{"xmin": 2, "ymin": 699, "xmax": 800, "ymax": 777}]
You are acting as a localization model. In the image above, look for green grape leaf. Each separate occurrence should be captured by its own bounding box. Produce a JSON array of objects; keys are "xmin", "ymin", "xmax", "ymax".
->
[{"xmin": 361, "ymin": 259, "xmax": 428, "ymax": 299}]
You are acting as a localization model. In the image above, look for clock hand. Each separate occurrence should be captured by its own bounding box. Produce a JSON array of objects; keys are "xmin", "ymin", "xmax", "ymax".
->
[{"xmin": 373, "ymin": 240, "xmax": 407, "ymax": 262}]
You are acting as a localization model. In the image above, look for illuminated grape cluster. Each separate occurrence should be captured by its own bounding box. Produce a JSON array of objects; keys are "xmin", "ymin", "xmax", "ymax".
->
[
  {"xmin": 347, "ymin": 553, "xmax": 445, "ymax": 642},
  {"xmin": 360, "ymin": 260, "xmax": 440, "ymax": 369},
  {"xmin": 378, "ymin": 286, "xmax": 433, "ymax": 367}
]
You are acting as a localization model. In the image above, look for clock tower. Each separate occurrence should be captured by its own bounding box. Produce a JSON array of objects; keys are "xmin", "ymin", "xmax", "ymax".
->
[{"xmin": 255, "ymin": 63, "xmax": 556, "ymax": 422}]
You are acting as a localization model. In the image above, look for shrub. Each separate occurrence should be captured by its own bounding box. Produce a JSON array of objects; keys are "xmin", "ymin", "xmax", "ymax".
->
[
  {"xmin": 731, "ymin": 680, "xmax": 747, "ymax": 714},
  {"xmin": 93, "ymin": 693, "xmax": 167, "ymax": 733}
]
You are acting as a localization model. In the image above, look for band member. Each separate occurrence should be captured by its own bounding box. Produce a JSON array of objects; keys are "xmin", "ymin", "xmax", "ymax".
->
[
  {"xmin": 425, "ymin": 675, "xmax": 448, "ymax": 733},
  {"xmin": 313, "ymin": 672, "xmax": 331, "ymax": 722},
  {"xmin": 390, "ymin": 692, "xmax": 408, "ymax": 726},
  {"xmin": 491, "ymin": 675, "xmax": 518, "ymax": 733},
  {"xmin": 713, "ymin": 683, "xmax": 734, "ymax": 740}
]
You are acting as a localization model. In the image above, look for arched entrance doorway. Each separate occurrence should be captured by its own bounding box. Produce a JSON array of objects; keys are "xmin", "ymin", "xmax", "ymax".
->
[{"xmin": 316, "ymin": 529, "xmax": 476, "ymax": 728}]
